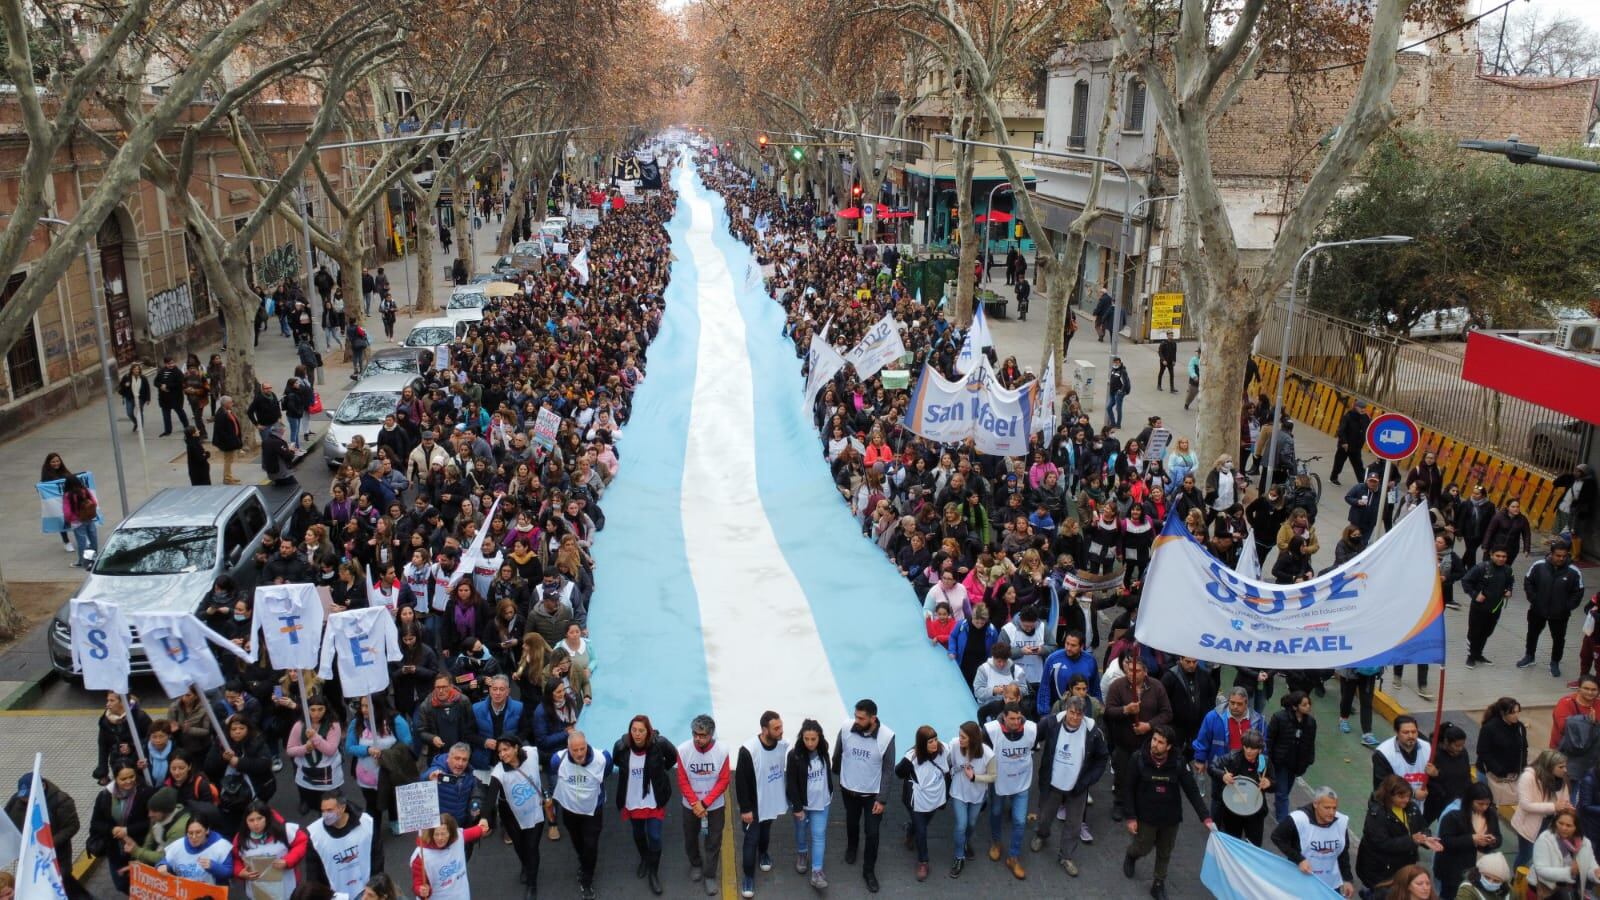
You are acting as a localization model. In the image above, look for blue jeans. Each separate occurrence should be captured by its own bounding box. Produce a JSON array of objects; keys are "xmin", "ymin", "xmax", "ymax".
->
[
  {"xmin": 287, "ymin": 415, "xmax": 302, "ymax": 446},
  {"xmin": 740, "ymin": 817, "xmax": 772, "ymax": 878},
  {"xmin": 629, "ymin": 817, "xmax": 663, "ymax": 855},
  {"xmin": 793, "ymin": 808, "xmax": 827, "ymax": 873},
  {"xmin": 1515, "ymin": 833, "xmax": 1535, "ymax": 872},
  {"xmin": 988, "ymin": 788, "xmax": 1028, "ymax": 858},
  {"xmin": 1107, "ymin": 391, "xmax": 1126, "ymax": 427},
  {"xmin": 951, "ymin": 798, "xmax": 982, "ymax": 861},
  {"xmin": 71, "ymin": 522, "xmax": 98, "ymax": 568},
  {"xmin": 908, "ymin": 809, "xmax": 935, "ymax": 863},
  {"xmin": 1273, "ymin": 764, "xmax": 1295, "ymax": 822}
]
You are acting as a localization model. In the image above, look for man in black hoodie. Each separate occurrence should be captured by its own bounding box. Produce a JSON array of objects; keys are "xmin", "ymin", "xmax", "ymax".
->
[
  {"xmin": 1462, "ymin": 546, "xmax": 1515, "ymax": 666},
  {"xmin": 1518, "ymin": 540, "xmax": 1586, "ymax": 677},
  {"xmin": 1121, "ymin": 725, "xmax": 1212, "ymax": 900},
  {"xmin": 1159, "ymin": 656, "xmax": 1216, "ymax": 759},
  {"xmin": 1330, "ymin": 400, "xmax": 1370, "ymax": 486}
]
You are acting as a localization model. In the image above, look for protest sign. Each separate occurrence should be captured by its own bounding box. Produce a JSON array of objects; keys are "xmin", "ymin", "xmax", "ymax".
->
[
  {"xmin": 396, "ymin": 780, "xmax": 441, "ymax": 833},
  {"xmin": 129, "ymin": 863, "xmax": 227, "ymax": 900},
  {"xmin": 532, "ymin": 408, "xmax": 561, "ymax": 451}
]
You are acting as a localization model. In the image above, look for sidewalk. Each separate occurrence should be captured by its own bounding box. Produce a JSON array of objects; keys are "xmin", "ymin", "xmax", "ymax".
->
[
  {"xmin": 0, "ymin": 235, "xmax": 503, "ymax": 700},
  {"xmin": 974, "ymin": 269, "xmax": 1573, "ymax": 720}
]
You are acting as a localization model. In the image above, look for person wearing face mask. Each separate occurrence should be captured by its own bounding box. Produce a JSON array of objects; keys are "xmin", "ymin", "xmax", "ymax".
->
[
  {"xmin": 1454, "ymin": 852, "xmax": 1511, "ymax": 900},
  {"xmin": 232, "ymin": 799, "xmax": 307, "ymax": 895},
  {"xmin": 305, "ymin": 790, "xmax": 379, "ymax": 895}
]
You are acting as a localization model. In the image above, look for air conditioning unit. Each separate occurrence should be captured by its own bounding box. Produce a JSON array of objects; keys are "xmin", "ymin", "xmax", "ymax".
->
[{"xmin": 1557, "ymin": 319, "xmax": 1600, "ymax": 351}]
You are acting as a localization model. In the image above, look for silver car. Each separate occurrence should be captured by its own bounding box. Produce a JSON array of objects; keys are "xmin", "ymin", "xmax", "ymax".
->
[{"xmin": 322, "ymin": 372, "xmax": 420, "ymax": 469}]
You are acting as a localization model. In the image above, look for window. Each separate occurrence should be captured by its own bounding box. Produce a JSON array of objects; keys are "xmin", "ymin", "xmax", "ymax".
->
[
  {"xmin": 224, "ymin": 497, "xmax": 267, "ymax": 562},
  {"xmin": 1123, "ymin": 77, "xmax": 1147, "ymax": 133},
  {"xmin": 0, "ymin": 273, "xmax": 43, "ymax": 397},
  {"xmin": 1069, "ymin": 81, "xmax": 1090, "ymax": 151}
]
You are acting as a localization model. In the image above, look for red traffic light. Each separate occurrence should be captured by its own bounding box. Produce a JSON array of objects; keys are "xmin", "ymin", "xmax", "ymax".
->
[
  {"xmin": 851, "ymin": 183, "xmax": 862, "ymax": 197},
  {"xmin": 758, "ymin": 133, "xmax": 769, "ymax": 148}
]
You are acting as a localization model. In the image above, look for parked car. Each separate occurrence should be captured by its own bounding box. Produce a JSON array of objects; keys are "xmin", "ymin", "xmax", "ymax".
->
[
  {"xmin": 1530, "ymin": 419, "xmax": 1585, "ymax": 471},
  {"xmin": 361, "ymin": 346, "xmax": 428, "ymax": 380},
  {"xmin": 445, "ymin": 287, "xmax": 488, "ymax": 324},
  {"xmin": 403, "ymin": 317, "xmax": 463, "ymax": 349},
  {"xmin": 323, "ymin": 372, "xmax": 423, "ymax": 469},
  {"xmin": 48, "ymin": 485, "xmax": 300, "ymax": 677}
]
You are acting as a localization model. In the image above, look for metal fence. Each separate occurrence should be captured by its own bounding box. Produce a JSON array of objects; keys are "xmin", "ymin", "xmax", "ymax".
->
[{"xmin": 1257, "ymin": 302, "xmax": 1581, "ymax": 475}]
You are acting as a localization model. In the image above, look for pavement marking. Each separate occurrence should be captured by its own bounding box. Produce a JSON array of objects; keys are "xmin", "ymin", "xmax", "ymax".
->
[
  {"xmin": 0, "ymin": 706, "xmax": 100, "ymax": 716},
  {"xmin": 722, "ymin": 806, "xmax": 737, "ymax": 900}
]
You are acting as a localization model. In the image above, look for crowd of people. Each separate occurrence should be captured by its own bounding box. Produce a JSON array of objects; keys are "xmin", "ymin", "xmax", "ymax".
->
[{"xmin": 18, "ymin": 139, "xmax": 1600, "ymax": 900}]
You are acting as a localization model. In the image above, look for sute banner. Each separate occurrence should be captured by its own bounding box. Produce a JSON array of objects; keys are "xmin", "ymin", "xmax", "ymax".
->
[
  {"xmin": 843, "ymin": 314, "xmax": 909, "ymax": 381},
  {"xmin": 1134, "ymin": 500, "xmax": 1445, "ymax": 668}
]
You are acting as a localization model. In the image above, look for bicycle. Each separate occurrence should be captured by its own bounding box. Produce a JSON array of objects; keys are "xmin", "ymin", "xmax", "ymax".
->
[{"xmin": 1294, "ymin": 456, "xmax": 1323, "ymax": 505}]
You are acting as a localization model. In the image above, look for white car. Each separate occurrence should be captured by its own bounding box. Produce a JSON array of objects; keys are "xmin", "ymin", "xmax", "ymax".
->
[
  {"xmin": 404, "ymin": 317, "xmax": 464, "ymax": 349},
  {"xmin": 445, "ymin": 285, "xmax": 488, "ymax": 324},
  {"xmin": 322, "ymin": 373, "xmax": 421, "ymax": 469}
]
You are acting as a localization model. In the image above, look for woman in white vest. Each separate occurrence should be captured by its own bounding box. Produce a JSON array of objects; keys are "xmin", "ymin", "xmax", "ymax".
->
[
  {"xmin": 233, "ymin": 800, "xmax": 308, "ymax": 900},
  {"xmin": 1269, "ymin": 787, "xmax": 1355, "ymax": 897},
  {"xmin": 893, "ymin": 725, "xmax": 949, "ymax": 882},
  {"xmin": 943, "ymin": 720, "xmax": 997, "ymax": 879},
  {"xmin": 408, "ymin": 812, "xmax": 490, "ymax": 900},
  {"xmin": 286, "ymin": 693, "xmax": 345, "ymax": 814},
  {"xmin": 486, "ymin": 735, "xmax": 546, "ymax": 900},
  {"xmin": 784, "ymin": 720, "xmax": 833, "ymax": 890},
  {"xmin": 159, "ymin": 815, "xmax": 234, "ymax": 885}
]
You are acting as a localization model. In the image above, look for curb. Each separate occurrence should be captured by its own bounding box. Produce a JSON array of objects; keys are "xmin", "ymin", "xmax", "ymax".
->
[
  {"xmin": 1373, "ymin": 688, "xmax": 1407, "ymax": 725},
  {"xmin": 0, "ymin": 668, "xmax": 56, "ymax": 711}
]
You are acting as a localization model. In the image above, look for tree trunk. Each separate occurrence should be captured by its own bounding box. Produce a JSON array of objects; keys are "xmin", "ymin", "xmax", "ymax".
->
[
  {"xmin": 1194, "ymin": 285, "xmax": 1261, "ymax": 464},
  {"xmin": 414, "ymin": 217, "xmax": 437, "ymax": 315},
  {"xmin": 0, "ymin": 556, "xmax": 25, "ymax": 641}
]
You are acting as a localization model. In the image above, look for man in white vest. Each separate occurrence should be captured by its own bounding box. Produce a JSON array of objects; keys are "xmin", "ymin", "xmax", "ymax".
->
[
  {"xmin": 832, "ymin": 698, "xmax": 896, "ymax": 894},
  {"xmin": 1371, "ymin": 716, "xmax": 1435, "ymax": 803},
  {"xmin": 735, "ymin": 711, "xmax": 789, "ymax": 898},
  {"xmin": 549, "ymin": 730, "xmax": 611, "ymax": 900},
  {"xmin": 305, "ymin": 791, "xmax": 379, "ymax": 895},
  {"xmin": 1030, "ymin": 697, "xmax": 1110, "ymax": 877},
  {"xmin": 675, "ymin": 713, "xmax": 730, "ymax": 897},
  {"xmin": 985, "ymin": 702, "xmax": 1039, "ymax": 880},
  {"xmin": 1269, "ymin": 786, "xmax": 1356, "ymax": 897}
]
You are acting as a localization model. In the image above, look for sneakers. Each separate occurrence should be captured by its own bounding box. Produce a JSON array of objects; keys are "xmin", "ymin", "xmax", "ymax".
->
[
  {"xmin": 1393, "ymin": 676, "xmax": 1403, "ymax": 688},
  {"xmin": 689, "ymin": 866, "xmax": 702, "ymax": 883},
  {"xmin": 740, "ymin": 876, "xmax": 754, "ymax": 898},
  {"xmin": 1444, "ymin": 601, "xmax": 1461, "ymax": 610},
  {"xmin": 1416, "ymin": 687, "xmax": 1434, "ymax": 701},
  {"xmin": 796, "ymin": 854, "xmax": 808, "ymax": 874},
  {"xmin": 61, "ymin": 543, "xmax": 74, "ymax": 553},
  {"xmin": 1480, "ymin": 656, "xmax": 1495, "ymax": 666},
  {"xmin": 1030, "ymin": 834, "xmax": 1045, "ymax": 853},
  {"xmin": 271, "ymin": 756, "xmax": 284, "ymax": 773},
  {"xmin": 1080, "ymin": 822, "xmax": 1094, "ymax": 844},
  {"xmin": 1339, "ymin": 719, "xmax": 1351, "ymax": 734},
  {"xmin": 1361, "ymin": 733, "xmax": 1379, "ymax": 747},
  {"xmin": 1465, "ymin": 657, "xmax": 1478, "ymax": 669},
  {"xmin": 1516, "ymin": 656, "xmax": 1536, "ymax": 668},
  {"xmin": 1151, "ymin": 878, "xmax": 1169, "ymax": 900},
  {"xmin": 758, "ymin": 854, "xmax": 772, "ymax": 873},
  {"xmin": 810, "ymin": 870, "xmax": 828, "ymax": 889},
  {"xmin": 1553, "ymin": 664, "xmax": 1563, "ymax": 678},
  {"xmin": 704, "ymin": 877, "xmax": 718, "ymax": 896},
  {"xmin": 948, "ymin": 859, "xmax": 965, "ymax": 879},
  {"xmin": 1056, "ymin": 805, "xmax": 1068, "ymax": 821},
  {"xmin": 1061, "ymin": 858, "xmax": 1079, "ymax": 877}
]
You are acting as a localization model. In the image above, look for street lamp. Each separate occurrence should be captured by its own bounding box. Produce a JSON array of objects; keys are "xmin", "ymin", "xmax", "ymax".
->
[
  {"xmin": 6, "ymin": 215, "xmax": 132, "ymax": 518},
  {"xmin": 1259, "ymin": 235, "xmax": 1413, "ymax": 490},
  {"xmin": 1459, "ymin": 136, "xmax": 1600, "ymax": 174},
  {"xmin": 220, "ymin": 172, "xmax": 320, "ymax": 378},
  {"xmin": 936, "ymin": 134, "xmax": 1135, "ymax": 366},
  {"xmin": 822, "ymin": 128, "xmax": 938, "ymax": 246},
  {"xmin": 983, "ymin": 182, "xmax": 1013, "ymax": 281}
]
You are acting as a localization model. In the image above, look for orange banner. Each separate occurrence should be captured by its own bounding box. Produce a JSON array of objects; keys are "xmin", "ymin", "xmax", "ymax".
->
[{"xmin": 128, "ymin": 863, "xmax": 228, "ymax": 900}]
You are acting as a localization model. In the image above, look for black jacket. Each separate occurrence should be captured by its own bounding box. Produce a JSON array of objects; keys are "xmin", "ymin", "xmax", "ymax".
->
[
  {"xmin": 212, "ymin": 408, "xmax": 244, "ymax": 452},
  {"xmin": 1461, "ymin": 561, "xmax": 1516, "ymax": 614},
  {"xmin": 1524, "ymin": 557, "xmax": 1585, "ymax": 619},
  {"xmin": 1035, "ymin": 713, "xmax": 1109, "ymax": 796},
  {"xmin": 86, "ymin": 784, "xmax": 152, "ymax": 859},
  {"xmin": 1456, "ymin": 499, "xmax": 1496, "ymax": 543},
  {"xmin": 1336, "ymin": 408, "xmax": 1371, "ymax": 448},
  {"xmin": 5, "ymin": 778, "xmax": 80, "ymax": 859},
  {"xmin": 1434, "ymin": 804, "xmax": 1501, "ymax": 892},
  {"xmin": 1127, "ymin": 745, "xmax": 1207, "ymax": 828},
  {"xmin": 613, "ymin": 733, "xmax": 678, "ymax": 812},
  {"xmin": 1159, "ymin": 665, "xmax": 1217, "ymax": 739},
  {"xmin": 1271, "ymin": 804, "xmax": 1353, "ymax": 884},
  {"xmin": 204, "ymin": 734, "xmax": 277, "ymax": 807},
  {"xmin": 1474, "ymin": 716, "xmax": 1528, "ymax": 779},
  {"xmin": 1355, "ymin": 797, "xmax": 1427, "ymax": 888},
  {"xmin": 1554, "ymin": 470, "xmax": 1598, "ymax": 521},
  {"xmin": 785, "ymin": 746, "xmax": 834, "ymax": 811},
  {"xmin": 1265, "ymin": 707, "xmax": 1317, "ymax": 777},
  {"xmin": 95, "ymin": 706, "xmax": 153, "ymax": 782},
  {"xmin": 262, "ymin": 431, "xmax": 296, "ymax": 482},
  {"xmin": 247, "ymin": 390, "xmax": 282, "ymax": 428},
  {"xmin": 153, "ymin": 365, "xmax": 185, "ymax": 408}
]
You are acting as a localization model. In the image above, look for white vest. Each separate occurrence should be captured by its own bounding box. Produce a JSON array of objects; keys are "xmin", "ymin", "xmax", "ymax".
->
[
  {"xmin": 838, "ymin": 725, "xmax": 895, "ymax": 795},
  {"xmin": 161, "ymin": 834, "xmax": 232, "ymax": 884},
  {"xmin": 1049, "ymin": 715, "xmax": 1092, "ymax": 791},
  {"xmin": 901, "ymin": 748, "xmax": 950, "ymax": 812},
  {"xmin": 413, "ymin": 839, "xmax": 470, "ymax": 900},
  {"xmin": 676, "ymin": 740, "xmax": 730, "ymax": 810},
  {"xmin": 491, "ymin": 755, "xmax": 546, "ymax": 829},
  {"xmin": 237, "ymin": 823, "xmax": 301, "ymax": 899},
  {"xmin": 1001, "ymin": 622, "xmax": 1046, "ymax": 684},
  {"xmin": 1290, "ymin": 809, "xmax": 1350, "ymax": 890},
  {"xmin": 803, "ymin": 753, "xmax": 830, "ymax": 811},
  {"xmin": 742, "ymin": 737, "xmax": 790, "ymax": 821},
  {"xmin": 553, "ymin": 748, "xmax": 608, "ymax": 816},
  {"xmin": 1376, "ymin": 736, "xmax": 1432, "ymax": 790},
  {"xmin": 985, "ymin": 720, "xmax": 1038, "ymax": 796},
  {"xmin": 946, "ymin": 742, "xmax": 996, "ymax": 804},
  {"xmin": 307, "ymin": 813, "xmax": 375, "ymax": 894}
]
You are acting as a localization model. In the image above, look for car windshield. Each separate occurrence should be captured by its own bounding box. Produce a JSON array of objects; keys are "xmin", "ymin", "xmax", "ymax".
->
[
  {"xmin": 405, "ymin": 326, "xmax": 454, "ymax": 347},
  {"xmin": 448, "ymin": 293, "xmax": 485, "ymax": 310},
  {"xmin": 93, "ymin": 526, "xmax": 216, "ymax": 575},
  {"xmin": 363, "ymin": 357, "xmax": 417, "ymax": 378},
  {"xmin": 334, "ymin": 391, "xmax": 401, "ymax": 425}
]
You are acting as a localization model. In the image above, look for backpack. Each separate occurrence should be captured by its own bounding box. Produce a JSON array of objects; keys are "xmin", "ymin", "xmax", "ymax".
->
[
  {"xmin": 73, "ymin": 491, "xmax": 98, "ymax": 522},
  {"xmin": 1559, "ymin": 712, "xmax": 1600, "ymax": 766}
]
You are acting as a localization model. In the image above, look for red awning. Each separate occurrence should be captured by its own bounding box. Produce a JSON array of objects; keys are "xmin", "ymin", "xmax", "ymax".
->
[
  {"xmin": 878, "ymin": 209, "xmax": 915, "ymax": 220},
  {"xmin": 834, "ymin": 207, "xmax": 862, "ymax": 220},
  {"xmin": 1460, "ymin": 330, "xmax": 1600, "ymax": 424},
  {"xmin": 975, "ymin": 211, "xmax": 1013, "ymax": 224}
]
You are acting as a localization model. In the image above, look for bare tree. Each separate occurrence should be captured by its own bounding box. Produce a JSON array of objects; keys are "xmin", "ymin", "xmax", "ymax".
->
[{"xmin": 1480, "ymin": 7, "xmax": 1600, "ymax": 78}]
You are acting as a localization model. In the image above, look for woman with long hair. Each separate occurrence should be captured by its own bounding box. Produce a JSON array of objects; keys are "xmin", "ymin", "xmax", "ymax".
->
[
  {"xmin": 1478, "ymin": 697, "xmax": 1529, "ymax": 808},
  {"xmin": 1514, "ymin": 750, "xmax": 1576, "ymax": 872},
  {"xmin": 285, "ymin": 693, "xmax": 345, "ymax": 814},
  {"xmin": 232, "ymin": 799, "xmax": 308, "ymax": 896},
  {"xmin": 409, "ymin": 812, "xmax": 490, "ymax": 900},
  {"xmin": 514, "ymin": 632, "xmax": 552, "ymax": 702},
  {"xmin": 40, "ymin": 452, "xmax": 73, "ymax": 552},
  {"xmin": 1434, "ymin": 782, "xmax": 1501, "ymax": 897},
  {"xmin": 486, "ymin": 734, "xmax": 547, "ymax": 900},
  {"xmin": 346, "ymin": 695, "xmax": 411, "ymax": 837},
  {"xmin": 1385, "ymin": 864, "xmax": 1435, "ymax": 900},
  {"xmin": 944, "ymin": 720, "xmax": 997, "ymax": 878},
  {"xmin": 613, "ymin": 714, "xmax": 676, "ymax": 894},
  {"xmin": 785, "ymin": 719, "xmax": 832, "ymax": 888},
  {"xmin": 894, "ymin": 725, "xmax": 948, "ymax": 881},
  {"xmin": 1531, "ymin": 808, "xmax": 1600, "ymax": 897},
  {"xmin": 61, "ymin": 471, "xmax": 100, "ymax": 568}
]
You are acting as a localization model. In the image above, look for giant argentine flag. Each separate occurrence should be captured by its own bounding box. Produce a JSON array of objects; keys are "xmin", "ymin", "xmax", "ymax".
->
[
  {"xmin": 1136, "ymin": 500, "xmax": 1445, "ymax": 668},
  {"xmin": 1202, "ymin": 831, "xmax": 1342, "ymax": 899}
]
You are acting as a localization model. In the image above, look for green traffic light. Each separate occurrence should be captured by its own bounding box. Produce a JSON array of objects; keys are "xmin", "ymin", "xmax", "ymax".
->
[{"xmin": 790, "ymin": 146, "xmax": 804, "ymax": 161}]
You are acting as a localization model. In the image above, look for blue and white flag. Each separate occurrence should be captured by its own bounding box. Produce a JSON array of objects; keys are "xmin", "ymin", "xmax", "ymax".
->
[
  {"xmin": 954, "ymin": 303, "xmax": 992, "ymax": 375},
  {"xmin": 251, "ymin": 584, "xmax": 325, "ymax": 671},
  {"xmin": 1202, "ymin": 831, "xmax": 1341, "ymax": 900},
  {"xmin": 130, "ymin": 611, "xmax": 252, "ymax": 698},
  {"xmin": 843, "ymin": 313, "xmax": 908, "ymax": 381},
  {"xmin": 570, "ymin": 245, "xmax": 591, "ymax": 286},
  {"xmin": 1135, "ymin": 500, "xmax": 1446, "ymax": 668},
  {"xmin": 15, "ymin": 754, "xmax": 68, "ymax": 900},
  {"xmin": 70, "ymin": 598, "xmax": 134, "ymax": 695},
  {"xmin": 903, "ymin": 356, "xmax": 1034, "ymax": 457},
  {"xmin": 37, "ymin": 472, "xmax": 104, "ymax": 533},
  {"xmin": 803, "ymin": 322, "xmax": 847, "ymax": 412}
]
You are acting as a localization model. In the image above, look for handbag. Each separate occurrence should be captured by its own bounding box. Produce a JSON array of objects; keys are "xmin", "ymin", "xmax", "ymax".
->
[
  {"xmin": 218, "ymin": 770, "xmax": 255, "ymax": 810},
  {"xmin": 1486, "ymin": 771, "xmax": 1519, "ymax": 807},
  {"xmin": 309, "ymin": 393, "xmax": 323, "ymax": 415}
]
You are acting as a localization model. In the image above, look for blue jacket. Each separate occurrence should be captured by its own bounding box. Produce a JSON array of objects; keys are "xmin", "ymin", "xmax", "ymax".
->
[
  {"xmin": 344, "ymin": 715, "xmax": 414, "ymax": 759},
  {"xmin": 470, "ymin": 698, "xmax": 526, "ymax": 769},
  {"xmin": 948, "ymin": 621, "xmax": 998, "ymax": 667},
  {"xmin": 1191, "ymin": 708, "xmax": 1268, "ymax": 765},
  {"xmin": 529, "ymin": 704, "xmax": 573, "ymax": 758},
  {"xmin": 1038, "ymin": 648, "xmax": 1101, "ymax": 716},
  {"xmin": 422, "ymin": 753, "xmax": 481, "ymax": 822}
]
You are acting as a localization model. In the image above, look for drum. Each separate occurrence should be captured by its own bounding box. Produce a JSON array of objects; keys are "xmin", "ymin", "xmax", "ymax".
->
[{"xmin": 1221, "ymin": 776, "xmax": 1264, "ymax": 816}]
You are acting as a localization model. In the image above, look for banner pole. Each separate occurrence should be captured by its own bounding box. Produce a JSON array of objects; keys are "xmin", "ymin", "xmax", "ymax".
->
[
  {"xmin": 121, "ymin": 693, "xmax": 153, "ymax": 785},
  {"xmin": 202, "ymin": 696, "xmax": 236, "ymax": 756},
  {"xmin": 1428, "ymin": 664, "xmax": 1448, "ymax": 764},
  {"xmin": 294, "ymin": 668, "xmax": 317, "ymax": 733}
]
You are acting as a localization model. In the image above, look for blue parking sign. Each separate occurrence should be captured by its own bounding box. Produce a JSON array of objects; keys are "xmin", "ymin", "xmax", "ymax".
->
[{"xmin": 1366, "ymin": 412, "xmax": 1420, "ymax": 461}]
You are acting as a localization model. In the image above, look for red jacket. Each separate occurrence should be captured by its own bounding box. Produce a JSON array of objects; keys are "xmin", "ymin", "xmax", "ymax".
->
[{"xmin": 231, "ymin": 809, "xmax": 308, "ymax": 876}]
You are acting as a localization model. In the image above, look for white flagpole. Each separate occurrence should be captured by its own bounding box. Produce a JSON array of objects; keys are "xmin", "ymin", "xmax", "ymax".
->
[{"xmin": 120, "ymin": 694, "xmax": 153, "ymax": 785}]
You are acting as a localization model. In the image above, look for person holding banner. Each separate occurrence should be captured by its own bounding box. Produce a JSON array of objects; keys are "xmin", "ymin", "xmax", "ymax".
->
[
  {"xmin": 95, "ymin": 692, "xmax": 153, "ymax": 785},
  {"xmin": 286, "ymin": 694, "xmax": 345, "ymax": 814},
  {"xmin": 39, "ymin": 452, "xmax": 74, "ymax": 553},
  {"xmin": 1270, "ymin": 786, "xmax": 1356, "ymax": 898}
]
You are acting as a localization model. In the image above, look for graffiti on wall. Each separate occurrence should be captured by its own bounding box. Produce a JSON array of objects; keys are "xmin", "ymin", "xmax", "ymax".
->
[
  {"xmin": 147, "ymin": 284, "xmax": 194, "ymax": 339},
  {"xmin": 255, "ymin": 241, "xmax": 300, "ymax": 290}
]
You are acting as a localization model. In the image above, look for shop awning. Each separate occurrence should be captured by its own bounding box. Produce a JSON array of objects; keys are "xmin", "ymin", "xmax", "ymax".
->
[{"xmin": 1461, "ymin": 330, "xmax": 1600, "ymax": 424}]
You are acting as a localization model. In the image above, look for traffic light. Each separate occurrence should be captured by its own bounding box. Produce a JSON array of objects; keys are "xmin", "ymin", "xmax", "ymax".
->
[
  {"xmin": 852, "ymin": 183, "xmax": 862, "ymax": 200},
  {"xmin": 790, "ymin": 145, "xmax": 805, "ymax": 162},
  {"xmin": 758, "ymin": 133, "xmax": 769, "ymax": 149}
]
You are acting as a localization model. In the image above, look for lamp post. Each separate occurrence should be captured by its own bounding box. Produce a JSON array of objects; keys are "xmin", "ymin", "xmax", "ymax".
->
[
  {"xmin": 16, "ymin": 216, "xmax": 133, "ymax": 518},
  {"xmin": 822, "ymin": 128, "xmax": 937, "ymax": 246},
  {"xmin": 983, "ymin": 182, "xmax": 1013, "ymax": 282},
  {"xmin": 220, "ymin": 173, "xmax": 320, "ymax": 379},
  {"xmin": 1259, "ymin": 235, "xmax": 1413, "ymax": 490},
  {"xmin": 1459, "ymin": 136, "xmax": 1600, "ymax": 174},
  {"xmin": 935, "ymin": 134, "xmax": 1136, "ymax": 374},
  {"xmin": 1129, "ymin": 193, "xmax": 1178, "ymax": 337}
]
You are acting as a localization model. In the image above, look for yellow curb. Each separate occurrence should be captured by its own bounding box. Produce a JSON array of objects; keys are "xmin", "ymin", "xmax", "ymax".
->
[
  {"xmin": 1373, "ymin": 689, "xmax": 1409, "ymax": 725},
  {"xmin": 722, "ymin": 806, "xmax": 738, "ymax": 899},
  {"xmin": 0, "ymin": 708, "xmax": 102, "ymax": 717}
]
